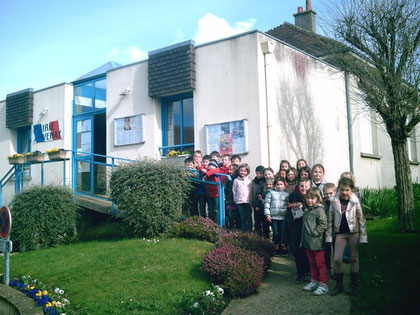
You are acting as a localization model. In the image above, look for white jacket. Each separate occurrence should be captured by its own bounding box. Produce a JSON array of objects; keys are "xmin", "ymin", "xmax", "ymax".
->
[{"xmin": 325, "ymin": 193, "xmax": 368, "ymax": 243}]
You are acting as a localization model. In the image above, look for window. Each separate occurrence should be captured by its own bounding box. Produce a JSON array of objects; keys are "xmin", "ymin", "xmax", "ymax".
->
[
  {"xmin": 359, "ymin": 109, "xmax": 379, "ymax": 156},
  {"xmin": 17, "ymin": 126, "xmax": 31, "ymax": 178},
  {"xmin": 408, "ymin": 129, "xmax": 418, "ymax": 162},
  {"xmin": 161, "ymin": 93, "xmax": 194, "ymax": 155},
  {"xmin": 74, "ymin": 77, "xmax": 107, "ymax": 114}
]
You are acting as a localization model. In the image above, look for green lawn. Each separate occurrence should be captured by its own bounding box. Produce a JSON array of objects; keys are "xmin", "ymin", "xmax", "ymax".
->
[
  {"xmin": 2, "ymin": 237, "xmax": 214, "ymax": 314},
  {"xmin": 353, "ymin": 216, "xmax": 420, "ymax": 314}
]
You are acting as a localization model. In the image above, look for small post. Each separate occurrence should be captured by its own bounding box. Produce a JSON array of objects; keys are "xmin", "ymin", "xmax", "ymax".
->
[{"xmin": 4, "ymin": 236, "xmax": 10, "ymax": 285}]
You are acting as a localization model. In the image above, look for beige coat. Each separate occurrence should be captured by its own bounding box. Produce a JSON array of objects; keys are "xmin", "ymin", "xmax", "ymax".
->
[{"xmin": 325, "ymin": 193, "xmax": 368, "ymax": 243}]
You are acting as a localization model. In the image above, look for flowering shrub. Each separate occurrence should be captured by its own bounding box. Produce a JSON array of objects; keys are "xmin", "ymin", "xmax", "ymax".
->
[
  {"xmin": 26, "ymin": 150, "xmax": 43, "ymax": 156},
  {"xmin": 7, "ymin": 153, "xmax": 24, "ymax": 158},
  {"xmin": 217, "ymin": 231, "xmax": 275, "ymax": 272},
  {"xmin": 173, "ymin": 216, "xmax": 224, "ymax": 243},
  {"xmin": 9, "ymin": 275, "xmax": 70, "ymax": 314},
  {"xmin": 202, "ymin": 244, "xmax": 264, "ymax": 297},
  {"xmin": 178, "ymin": 284, "xmax": 225, "ymax": 315},
  {"xmin": 46, "ymin": 148, "xmax": 62, "ymax": 154}
]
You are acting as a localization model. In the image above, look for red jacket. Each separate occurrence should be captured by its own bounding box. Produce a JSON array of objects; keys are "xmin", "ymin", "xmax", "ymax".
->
[{"xmin": 205, "ymin": 168, "xmax": 220, "ymax": 198}]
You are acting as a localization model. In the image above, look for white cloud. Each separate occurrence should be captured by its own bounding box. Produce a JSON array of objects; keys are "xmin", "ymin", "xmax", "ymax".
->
[
  {"xmin": 173, "ymin": 27, "xmax": 186, "ymax": 44},
  {"xmin": 193, "ymin": 13, "xmax": 257, "ymax": 45},
  {"xmin": 105, "ymin": 46, "xmax": 148, "ymax": 65}
]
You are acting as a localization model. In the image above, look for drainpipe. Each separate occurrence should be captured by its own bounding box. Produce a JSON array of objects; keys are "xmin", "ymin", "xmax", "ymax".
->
[
  {"xmin": 345, "ymin": 71, "xmax": 354, "ymax": 174},
  {"xmin": 261, "ymin": 41, "xmax": 275, "ymax": 167}
]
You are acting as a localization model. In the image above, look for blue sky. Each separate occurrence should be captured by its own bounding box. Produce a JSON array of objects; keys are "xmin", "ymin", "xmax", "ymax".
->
[{"xmin": 0, "ymin": 0, "xmax": 324, "ymax": 100}]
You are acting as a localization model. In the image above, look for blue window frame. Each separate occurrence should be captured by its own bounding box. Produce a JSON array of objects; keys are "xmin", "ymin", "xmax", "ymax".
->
[
  {"xmin": 73, "ymin": 76, "xmax": 107, "ymax": 115},
  {"xmin": 17, "ymin": 126, "xmax": 31, "ymax": 178},
  {"xmin": 161, "ymin": 92, "xmax": 194, "ymax": 156}
]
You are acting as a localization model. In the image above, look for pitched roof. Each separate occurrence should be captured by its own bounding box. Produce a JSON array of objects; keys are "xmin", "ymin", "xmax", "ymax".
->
[
  {"xmin": 266, "ymin": 22, "xmax": 349, "ymax": 58},
  {"xmin": 75, "ymin": 61, "xmax": 122, "ymax": 82}
]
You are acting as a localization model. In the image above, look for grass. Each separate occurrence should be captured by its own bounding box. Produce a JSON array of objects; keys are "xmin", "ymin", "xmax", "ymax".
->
[
  {"xmin": 1, "ymin": 237, "xmax": 214, "ymax": 314},
  {"xmin": 352, "ymin": 213, "xmax": 420, "ymax": 314}
]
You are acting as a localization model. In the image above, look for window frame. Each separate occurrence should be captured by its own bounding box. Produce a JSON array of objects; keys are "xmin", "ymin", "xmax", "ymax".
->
[
  {"xmin": 161, "ymin": 92, "xmax": 194, "ymax": 156},
  {"xmin": 73, "ymin": 75, "xmax": 107, "ymax": 116}
]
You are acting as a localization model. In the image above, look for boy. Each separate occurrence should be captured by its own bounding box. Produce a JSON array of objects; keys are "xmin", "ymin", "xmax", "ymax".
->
[
  {"xmin": 210, "ymin": 151, "xmax": 221, "ymax": 164},
  {"xmin": 323, "ymin": 182, "xmax": 336, "ymax": 278},
  {"xmin": 231, "ymin": 154, "xmax": 241, "ymax": 166},
  {"xmin": 285, "ymin": 191, "xmax": 309, "ymax": 283},
  {"xmin": 184, "ymin": 156, "xmax": 195, "ymax": 169},
  {"xmin": 195, "ymin": 155, "xmax": 212, "ymax": 217},
  {"xmin": 204, "ymin": 159, "xmax": 221, "ymax": 223},
  {"xmin": 251, "ymin": 165, "xmax": 270, "ymax": 238},
  {"xmin": 193, "ymin": 150, "xmax": 203, "ymax": 168}
]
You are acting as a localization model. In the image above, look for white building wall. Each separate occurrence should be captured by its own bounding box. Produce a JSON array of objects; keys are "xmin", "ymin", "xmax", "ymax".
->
[
  {"xmin": 0, "ymin": 83, "xmax": 73, "ymax": 206},
  {"xmin": 106, "ymin": 61, "xmax": 162, "ymax": 161}
]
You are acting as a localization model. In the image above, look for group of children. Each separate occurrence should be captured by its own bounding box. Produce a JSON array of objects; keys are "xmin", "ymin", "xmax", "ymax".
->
[{"xmin": 184, "ymin": 151, "xmax": 368, "ymax": 296}]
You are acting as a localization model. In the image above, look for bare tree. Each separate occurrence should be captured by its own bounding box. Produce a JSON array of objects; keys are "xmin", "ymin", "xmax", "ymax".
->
[{"xmin": 322, "ymin": 0, "xmax": 419, "ymax": 232}]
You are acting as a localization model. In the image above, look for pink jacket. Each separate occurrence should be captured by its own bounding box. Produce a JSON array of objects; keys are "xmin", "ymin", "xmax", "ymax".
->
[{"xmin": 233, "ymin": 175, "xmax": 253, "ymax": 204}]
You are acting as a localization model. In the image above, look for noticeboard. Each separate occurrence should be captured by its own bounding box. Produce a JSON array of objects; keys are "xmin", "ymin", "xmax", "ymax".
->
[
  {"xmin": 114, "ymin": 114, "xmax": 145, "ymax": 146},
  {"xmin": 205, "ymin": 119, "xmax": 248, "ymax": 155}
]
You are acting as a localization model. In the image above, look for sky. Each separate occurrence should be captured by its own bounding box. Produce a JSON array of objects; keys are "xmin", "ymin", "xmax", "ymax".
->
[{"xmin": 0, "ymin": 0, "xmax": 325, "ymax": 101}]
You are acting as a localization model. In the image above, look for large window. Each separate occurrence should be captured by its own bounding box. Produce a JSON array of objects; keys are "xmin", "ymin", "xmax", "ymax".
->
[
  {"xmin": 360, "ymin": 109, "xmax": 379, "ymax": 157},
  {"xmin": 74, "ymin": 77, "xmax": 107, "ymax": 114},
  {"xmin": 161, "ymin": 93, "xmax": 194, "ymax": 155}
]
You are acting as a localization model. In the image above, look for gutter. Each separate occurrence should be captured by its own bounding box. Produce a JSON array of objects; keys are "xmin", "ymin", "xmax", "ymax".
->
[{"xmin": 345, "ymin": 71, "xmax": 354, "ymax": 174}]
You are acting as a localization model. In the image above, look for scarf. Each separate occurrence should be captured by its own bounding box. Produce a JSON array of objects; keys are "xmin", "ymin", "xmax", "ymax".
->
[{"xmin": 291, "ymin": 206, "xmax": 304, "ymax": 219}]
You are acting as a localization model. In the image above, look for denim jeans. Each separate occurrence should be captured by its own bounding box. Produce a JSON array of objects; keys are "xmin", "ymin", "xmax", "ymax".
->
[
  {"xmin": 208, "ymin": 197, "xmax": 219, "ymax": 224},
  {"xmin": 237, "ymin": 203, "xmax": 252, "ymax": 232},
  {"xmin": 271, "ymin": 219, "xmax": 286, "ymax": 246}
]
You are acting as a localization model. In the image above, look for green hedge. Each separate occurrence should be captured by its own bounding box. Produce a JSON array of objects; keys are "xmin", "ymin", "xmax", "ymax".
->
[
  {"xmin": 110, "ymin": 160, "xmax": 193, "ymax": 237},
  {"xmin": 10, "ymin": 185, "xmax": 79, "ymax": 251}
]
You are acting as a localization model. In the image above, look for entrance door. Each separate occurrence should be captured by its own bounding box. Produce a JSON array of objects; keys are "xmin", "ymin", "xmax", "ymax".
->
[{"xmin": 73, "ymin": 113, "xmax": 106, "ymax": 196}]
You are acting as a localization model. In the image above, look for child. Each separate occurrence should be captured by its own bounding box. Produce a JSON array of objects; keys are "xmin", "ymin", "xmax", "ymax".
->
[
  {"xmin": 279, "ymin": 159, "xmax": 291, "ymax": 171},
  {"xmin": 285, "ymin": 191, "xmax": 309, "ymax": 283},
  {"xmin": 296, "ymin": 158, "xmax": 308, "ymax": 171},
  {"xmin": 264, "ymin": 178, "xmax": 289, "ymax": 256},
  {"xmin": 326, "ymin": 177, "xmax": 367, "ymax": 296},
  {"xmin": 323, "ymin": 183, "xmax": 337, "ymax": 278},
  {"xmin": 203, "ymin": 159, "xmax": 221, "ymax": 223},
  {"xmin": 233, "ymin": 163, "xmax": 253, "ymax": 232},
  {"xmin": 251, "ymin": 165, "xmax": 270, "ymax": 238},
  {"xmin": 276, "ymin": 169, "xmax": 287, "ymax": 182},
  {"xmin": 184, "ymin": 156, "xmax": 197, "ymax": 216},
  {"xmin": 286, "ymin": 167, "xmax": 298, "ymax": 194},
  {"xmin": 312, "ymin": 164, "xmax": 327, "ymax": 196},
  {"xmin": 193, "ymin": 150, "xmax": 203, "ymax": 169},
  {"xmin": 210, "ymin": 151, "xmax": 221, "ymax": 164},
  {"xmin": 298, "ymin": 179, "xmax": 311, "ymax": 200},
  {"xmin": 298, "ymin": 166, "xmax": 312, "ymax": 182},
  {"xmin": 302, "ymin": 187, "xmax": 329, "ymax": 295},
  {"xmin": 184, "ymin": 156, "xmax": 195, "ymax": 169},
  {"xmin": 231, "ymin": 154, "xmax": 242, "ymax": 166},
  {"xmin": 225, "ymin": 164, "xmax": 240, "ymax": 229}
]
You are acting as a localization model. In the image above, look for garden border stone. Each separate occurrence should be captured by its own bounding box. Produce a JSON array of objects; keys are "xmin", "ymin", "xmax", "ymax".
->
[{"xmin": 0, "ymin": 284, "xmax": 43, "ymax": 315}]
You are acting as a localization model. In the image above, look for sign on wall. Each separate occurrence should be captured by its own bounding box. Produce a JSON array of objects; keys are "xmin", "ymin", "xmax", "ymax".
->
[
  {"xmin": 33, "ymin": 120, "xmax": 63, "ymax": 143},
  {"xmin": 114, "ymin": 114, "xmax": 145, "ymax": 146},
  {"xmin": 205, "ymin": 119, "xmax": 248, "ymax": 155}
]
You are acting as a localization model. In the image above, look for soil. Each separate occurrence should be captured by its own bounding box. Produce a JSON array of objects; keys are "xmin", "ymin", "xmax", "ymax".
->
[{"xmin": 222, "ymin": 255, "xmax": 350, "ymax": 315}]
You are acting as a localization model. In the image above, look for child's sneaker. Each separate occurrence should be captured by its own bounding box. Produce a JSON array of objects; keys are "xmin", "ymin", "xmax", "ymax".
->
[
  {"xmin": 303, "ymin": 281, "xmax": 318, "ymax": 291},
  {"xmin": 313, "ymin": 283, "xmax": 329, "ymax": 295}
]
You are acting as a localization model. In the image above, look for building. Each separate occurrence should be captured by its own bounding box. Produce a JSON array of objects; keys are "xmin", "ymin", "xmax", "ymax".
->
[{"xmin": 1, "ymin": 3, "xmax": 418, "ymax": 208}]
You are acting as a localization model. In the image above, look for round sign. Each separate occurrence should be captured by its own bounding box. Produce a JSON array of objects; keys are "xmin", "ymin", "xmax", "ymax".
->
[{"xmin": 0, "ymin": 206, "xmax": 12, "ymax": 239}]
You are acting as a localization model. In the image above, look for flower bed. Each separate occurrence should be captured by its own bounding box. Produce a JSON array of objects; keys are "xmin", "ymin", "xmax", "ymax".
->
[{"xmin": 8, "ymin": 275, "xmax": 70, "ymax": 314}]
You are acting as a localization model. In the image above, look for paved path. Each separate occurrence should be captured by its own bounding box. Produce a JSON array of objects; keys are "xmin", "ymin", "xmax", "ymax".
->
[{"xmin": 223, "ymin": 255, "xmax": 350, "ymax": 315}]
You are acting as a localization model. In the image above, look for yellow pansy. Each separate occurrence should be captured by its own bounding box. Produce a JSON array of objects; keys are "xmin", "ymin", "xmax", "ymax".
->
[{"xmin": 43, "ymin": 290, "xmax": 48, "ymax": 295}]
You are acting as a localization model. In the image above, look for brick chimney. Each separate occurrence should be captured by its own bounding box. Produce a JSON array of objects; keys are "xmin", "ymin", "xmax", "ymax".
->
[{"xmin": 293, "ymin": 0, "xmax": 316, "ymax": 33}]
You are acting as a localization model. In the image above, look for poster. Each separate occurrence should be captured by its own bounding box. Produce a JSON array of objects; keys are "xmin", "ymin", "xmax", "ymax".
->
[
  {"xmin": 114, "ymin": 114, "xmax": 145, "ymax": 146},
  {"xmin": 205, "ymin": 120, "xmax": 248, "ymax": 155}
]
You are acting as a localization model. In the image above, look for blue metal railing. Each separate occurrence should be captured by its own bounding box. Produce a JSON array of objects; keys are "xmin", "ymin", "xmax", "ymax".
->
[{"xmin": 1, "ymin": 151, "xmax": 230, "ymax": 226}]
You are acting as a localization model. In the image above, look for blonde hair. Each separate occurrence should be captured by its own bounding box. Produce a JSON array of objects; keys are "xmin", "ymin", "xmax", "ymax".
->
[
  {"xmin": 340, "ymin": 171, "xmax": 356, "ymax": 187},
  {"xmin": 306, "ymin": 187, "xmax": 323, "ymax": 204}
]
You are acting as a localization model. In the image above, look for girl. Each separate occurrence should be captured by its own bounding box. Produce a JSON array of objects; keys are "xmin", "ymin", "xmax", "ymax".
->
[
  {"xmin": 302, "ymin": 187, "xmax": 329, "ymax": 296},
  {"xmin": 298, "ymin": 179, "xmax": 311, "ymax": 200},
  {"xmin": 233, "ymin": 163, "xmax": 253, "ymax": 232},
  {"xmin": 264, "ymin": 178, "xmax": 289, "ymax": 256},
  {"xmin": 276, "ymin": 169, "xmax": 288, "ymax": 183},
  {"xmin": 286, "ymin": 167, "xmax": 298, "ymax": 193},
  {"xmin": 296, "ymin": 158, "xmax": 308, "ymax": 171},
  {"xmin": 279, "ymin": 160, "xmax": 291, "ymax": 171},
  {"xmin": 326, "ymin": 177, "xmax": 367, "ymax": 296},
  {"xmin": 311, "ymin": 164, "xmax": 327, "ymax": 195},
  {"xmin": 340, "ymin": 171, "xmax": 362, "ymax": 202},
  {"xmin": 298, "ymin": 166, "xmax": 312, "ymax": 182},
  {"xmin": 225, "ymin": 164, "xmax": 240, "ymax": 230}
]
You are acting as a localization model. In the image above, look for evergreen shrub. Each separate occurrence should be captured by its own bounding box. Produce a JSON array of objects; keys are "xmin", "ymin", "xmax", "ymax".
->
[
  {"xmin": 173, "ymin": 216, "xmax": 223, "ymax": 242},
  {"xmin": 110, "ymin": 160, "xmax": 192, "ymax": 237},
  {"xmin": 10, "ymin": 185, "xmax": 78, "ymax": 251},
  {"xmin": 217, "ymin": 231, "xmax": 275, "ymax": 272},
  {"xmin": 202, "ymin": 244, "xmax": 264, "ymax": 297}
]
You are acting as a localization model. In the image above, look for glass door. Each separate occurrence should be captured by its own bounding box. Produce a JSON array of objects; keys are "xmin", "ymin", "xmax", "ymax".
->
[{"xmin": 74, "ymin": 116, "xmax": 93, "ymax": 193}]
